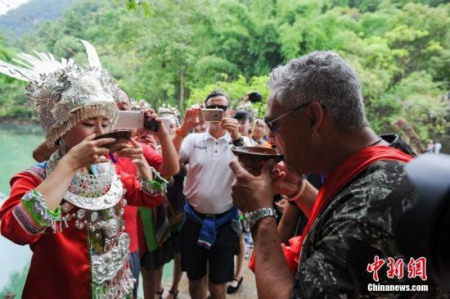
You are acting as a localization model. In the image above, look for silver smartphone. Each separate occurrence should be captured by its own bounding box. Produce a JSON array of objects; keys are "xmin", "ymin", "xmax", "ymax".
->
[
  {"xmin": 116, "ymin": 111, "xmax": 143, "ymax": 129},
  {"xmin": 116, "ymin": 111, "xmax": 160, "ymax": 132},
  {"xmin": 200, "ymin": 109, "xmax": 223, "ymax": 122}
]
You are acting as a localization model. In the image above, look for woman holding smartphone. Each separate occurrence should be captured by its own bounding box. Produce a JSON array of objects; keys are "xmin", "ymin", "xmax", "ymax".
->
[{"xmin": 0, "ymin": 46, "xmax": 167, "ymax": 298}]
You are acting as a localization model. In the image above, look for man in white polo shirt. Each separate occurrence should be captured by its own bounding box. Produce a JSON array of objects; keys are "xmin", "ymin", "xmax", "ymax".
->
[{"xmin": 173, "ymin": 90, "xmax": 250, "ymax": 299}]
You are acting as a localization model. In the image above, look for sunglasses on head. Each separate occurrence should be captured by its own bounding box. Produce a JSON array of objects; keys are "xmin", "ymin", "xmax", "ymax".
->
[{"xmin": 205, "ymin": 105, "xmax": 228, "ymax": 111}]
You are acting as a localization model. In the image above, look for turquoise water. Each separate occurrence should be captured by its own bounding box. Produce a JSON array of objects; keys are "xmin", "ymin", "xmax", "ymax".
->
[
  {"xmin": 0, "ymin": 124, "xmax": 44, "ymax": 194},
  {"xmin": 0, "ymin": 124, "xmax": 43, "ymax": 296}
]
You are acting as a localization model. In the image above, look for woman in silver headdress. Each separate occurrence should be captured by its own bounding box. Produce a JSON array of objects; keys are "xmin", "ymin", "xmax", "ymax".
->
[{"xmin": 0, "ymin": 42, "xmax": 169, "ymax": 298}]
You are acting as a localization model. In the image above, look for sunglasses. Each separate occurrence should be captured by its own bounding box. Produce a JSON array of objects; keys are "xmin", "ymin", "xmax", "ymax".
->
[
  {"xmin": 205, "ymin": 105, "xmax": 228, "ymax": 111},
  {"xmin": 264, "ymin": 101, "xmax": 313, "ymax": 133}
]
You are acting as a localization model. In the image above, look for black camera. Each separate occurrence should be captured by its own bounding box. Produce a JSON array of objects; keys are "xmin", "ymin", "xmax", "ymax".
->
[
  {"xmin": 144, "ymin": 114, "xmax": 159, "ymax": 132},
  {"xmin": 248, "ymin": 92, "xmax": 262, "ymax": 103}
]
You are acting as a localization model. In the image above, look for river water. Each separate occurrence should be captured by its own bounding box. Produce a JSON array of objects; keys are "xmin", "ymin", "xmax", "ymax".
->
[{"xmin": 0, "ymin": 124, "xmax": 43, "ymax": 295}]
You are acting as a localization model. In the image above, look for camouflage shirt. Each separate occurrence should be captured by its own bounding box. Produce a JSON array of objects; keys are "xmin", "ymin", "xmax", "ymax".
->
[{"xmin": 291, "ymin": 136, "xmax": 438, "ymax": 298}]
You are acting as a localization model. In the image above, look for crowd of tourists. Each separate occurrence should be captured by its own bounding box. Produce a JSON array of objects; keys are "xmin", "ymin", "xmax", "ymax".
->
[{"xmin": 0, "ymin": 40, "xmax": 444, "ymax": 299}]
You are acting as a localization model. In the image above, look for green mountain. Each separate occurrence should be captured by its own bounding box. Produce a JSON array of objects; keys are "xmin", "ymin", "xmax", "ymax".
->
[
  {"xmin": 0, "ymin": 0, "xmax": 449, "ymax": 151},
  {"xmin": 0, "ymin": 0, "xmax": 73, "ymax": 39}
]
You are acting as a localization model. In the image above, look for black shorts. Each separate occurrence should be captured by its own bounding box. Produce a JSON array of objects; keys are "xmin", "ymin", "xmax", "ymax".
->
[{"xmin": 180, "ymin": 217, "xmax": 239, "ymax": 284}]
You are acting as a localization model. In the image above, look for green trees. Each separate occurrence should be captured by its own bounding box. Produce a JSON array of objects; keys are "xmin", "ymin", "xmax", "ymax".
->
[{"xmin": 0, "ymin": 0, "xmax": 448, "ymax": 146}]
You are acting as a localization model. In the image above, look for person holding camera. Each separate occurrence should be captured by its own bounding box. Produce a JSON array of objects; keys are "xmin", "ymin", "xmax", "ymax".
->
[
  {"xmin": 110, "ymin": 91, "xmax": 180, "ymax": 299},
  {"xmin": 172, "ymin": 90, "xmax": 251, "ymax": 299}
]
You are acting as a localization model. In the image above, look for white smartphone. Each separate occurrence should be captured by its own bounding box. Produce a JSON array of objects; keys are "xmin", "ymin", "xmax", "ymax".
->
[
  {"xmin": 200, "ymin": 109, "xmax": 223, "ymax": 122},
  {"xmin": 115, "ymin": 111, "xmax": 143, "ymax": 129}
]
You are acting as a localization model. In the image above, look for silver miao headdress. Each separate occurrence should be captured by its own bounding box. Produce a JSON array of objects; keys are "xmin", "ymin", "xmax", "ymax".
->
[
  {"xmin": 130, "ymin": 99, "xmax": 152, "ymax": 111},
  {"xmin": 236, "ymin": 101, "xmax": 258, "ymax": 118},
  {"xmin": 0, "ymin": 40, "xmax": 119, "ymax": 146},
  {"xmin": 158, "ymin": 104, "xmax": 180, "ymax": 126}
]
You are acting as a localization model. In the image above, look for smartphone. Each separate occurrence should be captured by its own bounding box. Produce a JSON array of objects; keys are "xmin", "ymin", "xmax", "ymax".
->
[
  {"xmin": 116, "ymin": 111, "xmax": 159, "ymax": 132},
  {"xmin": 116, "ymin": 111, "xmax": 143, "ymax": 129},
  {"xmin": 200, "ymin": 109, "xmax": 223, "ymax": 122},
  {"xmin": 160, "ymin": 117, "xmax": 173, "ymax": 130}
]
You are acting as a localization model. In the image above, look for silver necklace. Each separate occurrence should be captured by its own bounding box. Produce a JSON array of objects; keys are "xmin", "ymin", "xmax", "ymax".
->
[{"xmin": 45, "ymin": 151, "xmax": 124, "ymax": 210}]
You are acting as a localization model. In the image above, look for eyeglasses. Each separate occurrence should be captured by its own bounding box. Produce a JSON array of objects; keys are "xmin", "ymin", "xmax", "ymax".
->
[{"xmin": 264, "ymin": 101, "xmax": 312, "ymax": 133}]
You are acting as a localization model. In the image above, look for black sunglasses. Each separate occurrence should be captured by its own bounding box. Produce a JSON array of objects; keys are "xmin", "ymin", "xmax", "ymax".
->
[
  {"xmin": 205, "ymin": 105, "xmax": 228, "ymax": 111},
  {"xmin": 264, "ymin": 101, "xmax": 314, "ymax": 133}
]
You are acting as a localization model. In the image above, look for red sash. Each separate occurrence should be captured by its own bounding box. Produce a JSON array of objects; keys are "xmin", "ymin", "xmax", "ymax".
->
[{"xmin": 249, "ymin": 146, "xmax": 413, "ymax": 274}]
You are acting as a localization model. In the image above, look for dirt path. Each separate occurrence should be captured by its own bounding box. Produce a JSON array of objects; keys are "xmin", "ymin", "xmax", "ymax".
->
[{"xmin": 159, "ymin": 249, "xmax": 258, "ymax": 299}]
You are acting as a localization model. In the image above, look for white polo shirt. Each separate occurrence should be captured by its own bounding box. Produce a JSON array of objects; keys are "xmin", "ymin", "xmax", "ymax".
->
[{"xmin": 180, "ymin": 131, "xmax": 249, "ymax": 214}]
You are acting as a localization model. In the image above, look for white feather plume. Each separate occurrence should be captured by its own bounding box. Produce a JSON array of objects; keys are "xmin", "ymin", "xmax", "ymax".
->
[
  {"xmin": 80, "ymin": 39, "xmax": 102, "ymax": 68},
  {"xmin": 0, "ymin": 50, "xmax": 74, "ymax": 83}
]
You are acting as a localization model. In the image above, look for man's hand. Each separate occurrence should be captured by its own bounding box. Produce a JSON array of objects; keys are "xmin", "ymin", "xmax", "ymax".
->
[
  {"xmin": 221, "ymin": 118, "xmax": 240, "ymax": 140},
  {"xmin": 180, "ymin": 106, "xmax": 203, "ymax": 133},
  {"xmin": 271, "ymin": 162, "xmax": 306, "ymax": 198},
  {"xmin": 230, "ymin": 158, "xmax": 275, "ymax": 213}
]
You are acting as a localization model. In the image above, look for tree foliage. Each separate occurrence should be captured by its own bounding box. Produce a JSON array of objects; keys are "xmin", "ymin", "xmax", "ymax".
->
[{"xmin": 0, "ymin": 0, "xmax": 449, "ymax": 144}]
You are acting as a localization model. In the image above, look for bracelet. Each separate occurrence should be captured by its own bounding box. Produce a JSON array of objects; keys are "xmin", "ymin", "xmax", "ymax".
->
[
  {"xmin": 140, "ymin": 167, "xmax": 169, "ymax": 195},
  {"xmin": 21, "ymin": 189, "xmax": 61, "ymax": 233},
  {"xmin": 285, "ymin": 175, "xmax": 307, "ymax": 201},
  {"xmin": 176, "ymin": 126, "xmax": 187, "ymax": 138}
]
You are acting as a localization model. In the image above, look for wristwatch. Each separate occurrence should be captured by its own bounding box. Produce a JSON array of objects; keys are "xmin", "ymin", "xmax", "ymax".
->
[
  {"xmin": 232, "ymin": 136, "xmax": 244, "ymax": 146},
  {"xmin": 243, "ymin": 208, "xmax": 277, "ymax": 232}
]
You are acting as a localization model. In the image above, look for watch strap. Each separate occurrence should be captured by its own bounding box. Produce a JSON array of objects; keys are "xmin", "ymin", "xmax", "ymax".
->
[{"xmin": 245, "ymin": 208, "xmax": 277, "ymax": 231}]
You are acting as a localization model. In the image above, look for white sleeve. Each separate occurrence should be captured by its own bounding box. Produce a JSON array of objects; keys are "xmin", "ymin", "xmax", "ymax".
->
[{"xmin": 180, "ymin": 134, "xmax": 194, "ymax": 162}]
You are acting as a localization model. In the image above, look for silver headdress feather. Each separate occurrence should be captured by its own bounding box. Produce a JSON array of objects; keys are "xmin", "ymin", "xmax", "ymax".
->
[
  {"xmin": 80, "ymin": 39, "xmax": 102, "ymax": 68},
  {"xmin": 0, "ymin": 40, "xmax": 119, "ymax": 146}
]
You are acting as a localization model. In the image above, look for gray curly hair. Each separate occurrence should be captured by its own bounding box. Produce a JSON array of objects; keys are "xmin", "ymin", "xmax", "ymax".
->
[{"xmin": 268, "ymin": 51, "xmax": 368, "ymax": 132}]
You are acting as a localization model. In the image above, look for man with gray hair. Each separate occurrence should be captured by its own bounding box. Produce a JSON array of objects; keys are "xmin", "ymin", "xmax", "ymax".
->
[{"xmin": 229, "ymin": 51, "xmax": 435, "ymax": 297}]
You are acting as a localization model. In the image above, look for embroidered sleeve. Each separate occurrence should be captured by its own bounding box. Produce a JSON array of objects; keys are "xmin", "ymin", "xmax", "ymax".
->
[
  {"xmin": 139, "ymin": 167, "xmax": 169, "ymax": 196},
  {"xmin": 12, "ymin": 189, "xmax": 61, "ymax": 235}
]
